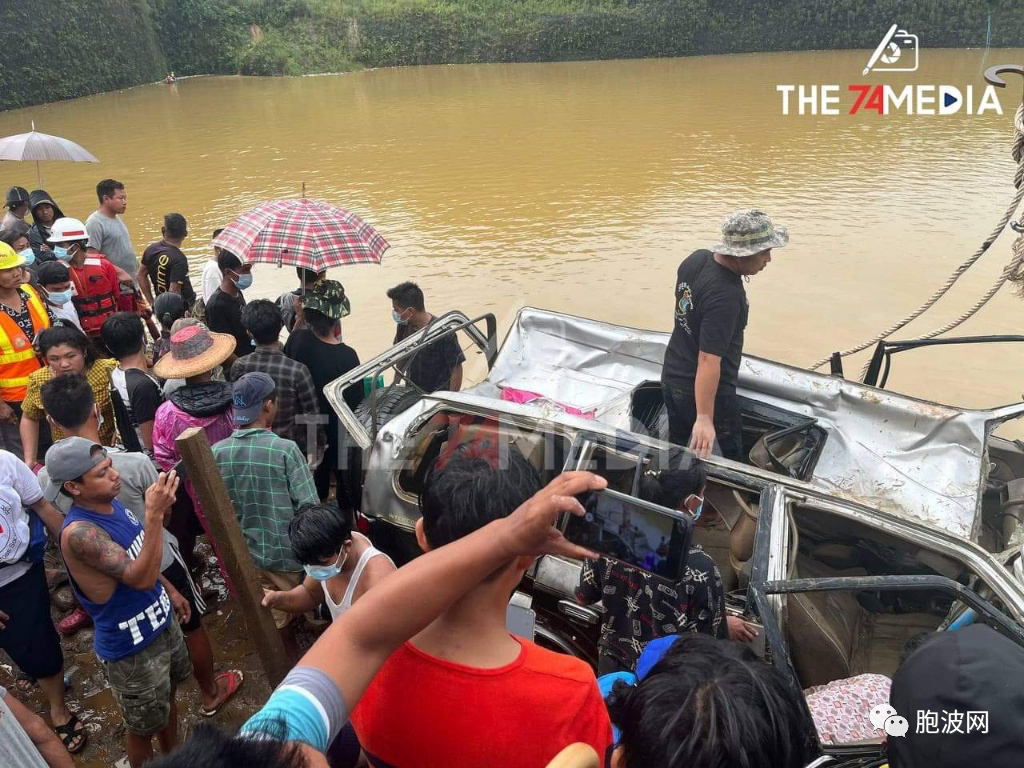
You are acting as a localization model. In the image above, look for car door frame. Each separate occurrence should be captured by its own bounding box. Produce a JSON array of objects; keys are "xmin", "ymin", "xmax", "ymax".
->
[{"xmin": 746, "ymin": 484, "xmax": 1024, "ymax": 759}]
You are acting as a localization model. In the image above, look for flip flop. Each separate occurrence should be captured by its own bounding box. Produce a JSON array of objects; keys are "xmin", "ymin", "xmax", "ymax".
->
[
  {"xmin": 199, "ymin": 670, "xmax": 245, "ymax": 717},
  {"xmin": 54, "ymin": 713, "xmax": 88, "ymax": 754},
  {"xmin": 14, "ymin": 673, "xmax": 36, "ymax": 693}
]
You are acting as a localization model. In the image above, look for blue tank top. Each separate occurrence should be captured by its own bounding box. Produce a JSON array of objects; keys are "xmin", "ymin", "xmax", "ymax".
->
[{"xmin": 61, "ymin": 499, "xmax": 171, "ymax": 662}]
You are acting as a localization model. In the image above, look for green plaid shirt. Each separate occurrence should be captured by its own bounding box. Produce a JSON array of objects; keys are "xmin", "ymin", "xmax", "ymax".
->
[{"xmin": 212, "ymin": 427, "xmax": 319, "ymax": 571}]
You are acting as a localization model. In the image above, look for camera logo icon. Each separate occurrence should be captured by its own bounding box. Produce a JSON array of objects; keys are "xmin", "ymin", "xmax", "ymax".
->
[{"xmin": 863, "ymin": 23, "xmax": 919, "ymax": 75}]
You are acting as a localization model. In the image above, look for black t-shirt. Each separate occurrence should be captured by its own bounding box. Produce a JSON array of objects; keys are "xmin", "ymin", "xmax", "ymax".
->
[
  {"xmin": 662, "ymin": 249, "xmax": 748, "ymax": 392},
  {"xmin": 141, "ymin": 241, "xmax": 196, "ymax": 309},
  {"xmin": 110, "ymin": 367, "xmax": 164, "ymax": 453},
  {"xmin": 284, "ymin": 329, "xmax": 364, "ymax": 437},
  {"xmin": 205, "ymin": 288, "xmax": 249, "ymax": 358},
  {"xmin": 393, "ymin": 318, "xmax": 466, "ymax": 393}
]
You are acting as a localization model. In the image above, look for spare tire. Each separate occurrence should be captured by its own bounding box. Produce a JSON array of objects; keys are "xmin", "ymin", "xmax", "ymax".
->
[{"xmin": 353, "ymin": 385, "xmax": 424, "ymax": 434}]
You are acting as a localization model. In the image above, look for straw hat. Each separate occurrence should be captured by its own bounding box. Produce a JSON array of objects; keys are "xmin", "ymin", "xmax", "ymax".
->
[
  {"xmin": 711, "ymin": 209, "xmax": 789, "ymax": 257},
  {"xmin": 153, "ymin": 324, "xmax": 235, "ymax": 380}
]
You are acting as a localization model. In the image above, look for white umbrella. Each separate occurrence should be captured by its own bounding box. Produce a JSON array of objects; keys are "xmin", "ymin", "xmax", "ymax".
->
[{"xmin": 0, "ymin": 121, "xmax": 99, "ymax": 185}]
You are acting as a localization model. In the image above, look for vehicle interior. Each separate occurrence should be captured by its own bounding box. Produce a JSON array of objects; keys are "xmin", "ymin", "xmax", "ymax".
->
[
  {"xmin": 980, "ymin": 431, "xmax": 1024, "ymax": 555},
  {"xmin": 779, "ymin": 502, "xmax": 1009, "ymax": 691},
  {"xmin": 631, "ymin": 382, "xmax": 828, "ymax": 482}
]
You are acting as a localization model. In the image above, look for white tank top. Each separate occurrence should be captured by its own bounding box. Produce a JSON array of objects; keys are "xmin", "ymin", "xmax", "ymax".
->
[{"xmin": 321, "ymin": 536, "xmax": 394, "ymax": 621}]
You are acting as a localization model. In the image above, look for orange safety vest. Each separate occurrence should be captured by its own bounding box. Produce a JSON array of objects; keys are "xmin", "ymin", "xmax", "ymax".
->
[
  {"xmin": 0, "ymin": 286, "xmax": 50, "ymax": 402},
  {"xmin": 70, "ymin": 256, "xmax": 118, "ymax": 336}
]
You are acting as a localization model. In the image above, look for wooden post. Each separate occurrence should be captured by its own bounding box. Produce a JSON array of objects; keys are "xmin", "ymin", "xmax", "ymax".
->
[{"xmin": 176, "ymin": 426, "xmax": 292, "ymax": 688}]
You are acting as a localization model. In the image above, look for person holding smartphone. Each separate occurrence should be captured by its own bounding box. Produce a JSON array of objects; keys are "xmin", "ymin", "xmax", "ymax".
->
[{"xmin": 576, "ymin": 460, "xmax": 729, "ymax": 675}]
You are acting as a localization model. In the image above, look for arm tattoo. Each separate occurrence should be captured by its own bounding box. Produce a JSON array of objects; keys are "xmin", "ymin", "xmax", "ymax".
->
[{"xmin": 64, "ymin": 523, "xmax": 129, "ymax": 581}]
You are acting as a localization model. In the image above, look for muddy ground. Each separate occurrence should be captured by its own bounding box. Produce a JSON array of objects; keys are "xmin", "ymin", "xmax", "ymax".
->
[{"xmin": 1, "ymin": 541, "xmax": 325, "ymax": 767}]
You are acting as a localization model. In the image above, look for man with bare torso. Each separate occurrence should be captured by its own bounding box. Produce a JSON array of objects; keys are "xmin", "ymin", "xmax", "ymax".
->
[{"xmin": 50, "ymin": 439, "xmax": 190, "ymax": 767}]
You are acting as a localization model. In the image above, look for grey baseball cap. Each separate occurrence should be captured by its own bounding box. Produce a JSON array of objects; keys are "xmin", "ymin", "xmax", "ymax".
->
[
  {"xmin": 43, "ymin": 437, "xmax": 106, "ymax": 501},
  {"xmin": 232, "ymin": 372, "xmax": 276, "ymax": 426}
]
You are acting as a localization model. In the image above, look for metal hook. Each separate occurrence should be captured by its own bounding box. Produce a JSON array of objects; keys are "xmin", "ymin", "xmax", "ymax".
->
[
  {"xmin": 985, "ymin": 64, "xmax": 1024, "ymax": 89},
  {"xmin": 1011, "ymin": 220, "xmax": 1024, "ymax": 234},
  {"xmin": 985, "ymin": 64, "xmax": 1024, "ymax": 88}
]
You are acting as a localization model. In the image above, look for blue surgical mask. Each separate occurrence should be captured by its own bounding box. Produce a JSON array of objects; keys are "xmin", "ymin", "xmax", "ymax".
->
[
  {"xmin": 46, "ymin": 289, "xmax": 73, "ymax": 306},
  {"xmin": 233, "ymin": 272, "xmax": 253, "ymax": 290},
  {"xmin": 303, "ymin": 550, "xmax": 347, "ymax": 582},
  {"xmin": 392, "ymin": 309, "xmax": 408, "ymax": 325},
  {"xmin": 18, "ymin": 248, "xmax": 35, "ymax": 266},
  {"xmin": 54, "ymin": 246, "xmax": 72, "ymax": 262}
]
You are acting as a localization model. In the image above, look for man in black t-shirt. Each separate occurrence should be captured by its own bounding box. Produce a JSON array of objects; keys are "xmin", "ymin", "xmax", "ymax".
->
[
  {"xmin": 387, "ymin": 281, "xmax": 465, "ymax": 393},
  {"xmin": 661, "ymin": 209, "xmax": 788, "ymax": 461},
  {"xmin": 205, "ymin": 249, "xmax": 252, "ymax": 372},
  {"xmin": 138, "ymin": 213, "xmax": 196, "ymax": 311},
  {"xmin": 100, "ymin": 312, "xmax": 165, "ymax": 454}
]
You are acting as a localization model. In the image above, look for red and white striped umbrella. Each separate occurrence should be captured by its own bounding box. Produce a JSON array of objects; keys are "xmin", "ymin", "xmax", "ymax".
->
[{"xmin": 212, "ymin": 198, "xmax": 390, "ymax": 272}]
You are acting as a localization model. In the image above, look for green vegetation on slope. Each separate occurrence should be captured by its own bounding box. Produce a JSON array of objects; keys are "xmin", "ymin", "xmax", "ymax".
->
[
  {"xmin": 0, "ymin": 0, "xmax": 166, "ymax": 111},
  {"xmin": 3, "ymin": 0, "xmax": 1024, "ymax": 110}
]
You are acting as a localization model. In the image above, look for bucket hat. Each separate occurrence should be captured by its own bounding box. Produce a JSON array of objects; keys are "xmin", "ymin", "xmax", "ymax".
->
[
  {"xmin": 711, "ymin": 209, "xmax": 789, "ymax": 257},
  {"xmin": 152, "ymin": 324, "xmax": 236, "ymax": 380},
  {"xmin": 0, "ymin": 241, "xmax": 26, "ymax": 271},
  {"xmin": 300, "ymin": 279, "xmax": 351, "ymax": 320}
]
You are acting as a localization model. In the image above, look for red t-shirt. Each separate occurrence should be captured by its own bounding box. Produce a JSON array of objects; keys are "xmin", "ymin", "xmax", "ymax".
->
[{"xmin": 351, "ymin": 637, "xmax": 613, "ymax": 767}]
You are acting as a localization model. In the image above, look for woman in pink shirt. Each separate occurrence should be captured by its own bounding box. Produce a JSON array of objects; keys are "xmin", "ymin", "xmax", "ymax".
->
[{"xmin": 152, "ymin": 325, "xmax": 236, "ymax": 588}]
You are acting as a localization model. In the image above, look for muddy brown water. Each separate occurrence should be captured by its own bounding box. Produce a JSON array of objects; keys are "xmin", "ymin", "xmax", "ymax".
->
[{"xmin": 3, "ymin": 48, "xmax": 1024, "ymax": 762}]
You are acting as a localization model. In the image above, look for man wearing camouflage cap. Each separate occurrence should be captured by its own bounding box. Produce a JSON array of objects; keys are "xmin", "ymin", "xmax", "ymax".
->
[{"xmin": 661, "ymin": 209, "xmax": 788, "ymax": 459}]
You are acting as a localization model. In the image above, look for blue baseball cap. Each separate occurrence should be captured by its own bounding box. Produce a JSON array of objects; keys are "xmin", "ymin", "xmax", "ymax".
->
[{"xmin": 232, "ymin": 372, "xmax": 276, "ymax": 426}]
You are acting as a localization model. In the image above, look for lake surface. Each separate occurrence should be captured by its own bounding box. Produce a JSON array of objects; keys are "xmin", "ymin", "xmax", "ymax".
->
[{"xmin": 3, "ymin": 48, "xmax": 1024, "ymax": 410}]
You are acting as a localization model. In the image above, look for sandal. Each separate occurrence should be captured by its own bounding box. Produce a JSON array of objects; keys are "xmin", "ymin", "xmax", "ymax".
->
[
  {"xmin": 199, "ymin": 670, "xmax": 245, "ymax": 717},
  {"xmin": 14, "ymin": 673, "xmax": 36, "ymax": 693},
  {"xmin": 54, "ymin": 713, "xmax": 88, "ymax": 754}
]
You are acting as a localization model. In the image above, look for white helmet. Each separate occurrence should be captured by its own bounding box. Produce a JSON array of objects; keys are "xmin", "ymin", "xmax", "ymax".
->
[{"xmin": 48, "ymin": 217, "xmax": 89, "ymax": 244}]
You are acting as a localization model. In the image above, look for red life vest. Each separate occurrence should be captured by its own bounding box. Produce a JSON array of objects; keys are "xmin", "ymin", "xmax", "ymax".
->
[{"xmin": 69, "ymin": 255, "xmax": 118, "ymax": 336}]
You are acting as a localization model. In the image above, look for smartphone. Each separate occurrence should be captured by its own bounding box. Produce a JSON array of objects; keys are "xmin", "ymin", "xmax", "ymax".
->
[{"xmin": 563, "ymin": 486, "xmax": 694, "ymax": 580}]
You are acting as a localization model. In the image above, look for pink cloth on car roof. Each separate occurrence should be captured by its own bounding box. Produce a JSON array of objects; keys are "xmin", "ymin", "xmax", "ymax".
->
[{"xmin": 501, "ymin": 387, "xmax": 595, "ymax": 419}]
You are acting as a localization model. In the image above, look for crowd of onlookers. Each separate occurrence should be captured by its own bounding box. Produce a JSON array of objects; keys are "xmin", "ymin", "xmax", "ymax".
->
[{"xmin": 2, "ymin": 179, "xmax": 1024, "ymax": 768}]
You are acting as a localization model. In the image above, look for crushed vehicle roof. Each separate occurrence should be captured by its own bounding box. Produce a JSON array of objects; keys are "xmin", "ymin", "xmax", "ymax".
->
[{"xmin": 471, "ymin": 307, "xmax": 1024, "ymax": 541}]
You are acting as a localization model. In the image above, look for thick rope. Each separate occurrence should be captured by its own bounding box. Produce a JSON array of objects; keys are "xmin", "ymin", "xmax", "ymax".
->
[
  {"xmin": 810, "ymin": 102, "xmax": 1024, "ymax": 371},
  {"xmin": 901, "ymin": 232, "xmax": 1024, "ymax": 344}
]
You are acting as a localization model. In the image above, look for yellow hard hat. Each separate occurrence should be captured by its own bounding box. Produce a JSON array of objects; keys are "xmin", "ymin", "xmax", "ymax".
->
[{"xmin": 0, "ymin": 241, "xmax": 26, "ymax": 271}]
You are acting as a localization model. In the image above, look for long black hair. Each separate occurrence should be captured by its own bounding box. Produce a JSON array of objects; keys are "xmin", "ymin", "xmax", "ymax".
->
[
  {"xmin": 147, "ymin": 722, "xmax": 306, "ymax": 768},
  {"xmin": 607, "ymin": 634, "xmax": 817, "ymax": 768}
]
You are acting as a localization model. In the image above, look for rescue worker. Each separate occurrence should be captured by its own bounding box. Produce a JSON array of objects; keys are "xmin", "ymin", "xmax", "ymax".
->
[
  {"xmin": 27, "ymin": 189, "xmax": 65, "ymax": 263},
  {"xmin": 47, "ymin": 218, "xmax": 120, "ymax": 343},
  {"xmin": 0, "ymin": 241, "xmax": 51, "ymax": 453},
  {"xmin": 661, "ymin": 209, "xmax": 788, "ymax": 460},
  {"xmin": 2, "ymin": 186, "xmax": 30, "ymax": 230}
]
